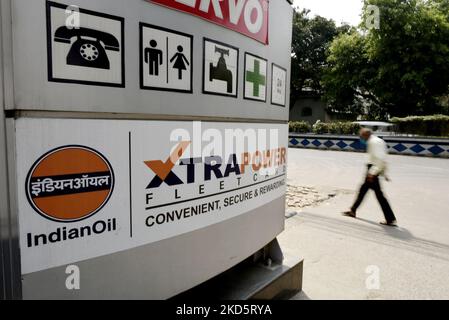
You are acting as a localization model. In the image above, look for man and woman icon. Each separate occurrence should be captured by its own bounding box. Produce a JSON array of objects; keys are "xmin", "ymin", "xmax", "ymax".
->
[{"xmin": 144, "ymin": 39, "xmax": 189, "ymax": 80}]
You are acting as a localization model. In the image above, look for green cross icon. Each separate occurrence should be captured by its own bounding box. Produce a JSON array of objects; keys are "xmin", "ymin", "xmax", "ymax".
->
[{"xmin": 246, "ymin": 59, "xmax": 266, "ymax": 97}]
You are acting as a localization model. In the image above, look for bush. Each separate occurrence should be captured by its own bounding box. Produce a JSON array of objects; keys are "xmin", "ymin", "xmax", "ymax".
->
[
  {"xmin": 289, "ymin": 121, "xmax": 312, "ymax": 133},
  {"xmin": 310, "ymin": 121, "xmax": 361, "ymax": 135},
  {"xmin": 312, "ymin": 122, "xmax": 328, "ymax": 134},
  {"xmin": 288, "ymin": 121, "xmax": 361, "ymax": 135},
  {"xmin": 391, "ymin": 115, "xmax": 449, "ymax": 137},
  {"xmin": 340, "ymin": 122, "xmax": 362, "ymax": 135},
  {"xmin": 327, "ymin": 122, "xmax": 341, "ymax": 134}
]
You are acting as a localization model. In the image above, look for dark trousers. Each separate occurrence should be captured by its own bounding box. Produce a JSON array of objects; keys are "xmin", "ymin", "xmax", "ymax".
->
[{"xmin": 351, "ymin": 168, "xmax": 397, "ymax": 223}]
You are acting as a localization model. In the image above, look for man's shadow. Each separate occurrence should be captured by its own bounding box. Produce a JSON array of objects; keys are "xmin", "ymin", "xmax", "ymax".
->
[
  {"xmin": 355, "ymin": 217, "xmax": 414, "ymax": 240},
  {"xmin": 300, "ymin": 211, "xmax": 449, "ymax": 261},
  {"xmin": 349, "ymin": 216, "xmax": 449, "ymax": 261}
]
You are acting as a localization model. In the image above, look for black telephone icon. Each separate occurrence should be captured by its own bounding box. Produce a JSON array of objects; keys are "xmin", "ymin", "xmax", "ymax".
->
[{"xmin": 54, "ymin": 27, "xmax": 120, "ymax": 70}]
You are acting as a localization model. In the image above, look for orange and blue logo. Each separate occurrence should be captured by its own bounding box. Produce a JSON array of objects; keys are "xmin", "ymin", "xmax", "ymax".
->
[{"xmin": 26, "ymin": 146, "xmax": 114, "ymax": 223}]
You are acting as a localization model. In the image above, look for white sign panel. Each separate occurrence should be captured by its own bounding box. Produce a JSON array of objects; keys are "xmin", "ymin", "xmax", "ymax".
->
[
  {"xmin": 16, "ymin": 118, "xmax": 287, "ymax": 274},
  {"xmin": 203, "ymin": 38, "xmax": 239, "ymax": 97},
  {"xmin": 271, "ymin": 64, "xmax": 287, "ymax": 107},
  {"xmin": 244, "ymin": 53, "xmax": 268, "ymax": 102},
  {"xmin": 140, "ymin": 23, "xmax": 193, "ymax": 93},
  {"xmin": 47, "ymin": 1, "xmax": 125, "ymax": 87}
]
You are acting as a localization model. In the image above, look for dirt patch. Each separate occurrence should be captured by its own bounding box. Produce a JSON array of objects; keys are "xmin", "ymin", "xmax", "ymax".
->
[{"xmin": 286, "ymin": 185, "xmax": 340, "ymax": 210}]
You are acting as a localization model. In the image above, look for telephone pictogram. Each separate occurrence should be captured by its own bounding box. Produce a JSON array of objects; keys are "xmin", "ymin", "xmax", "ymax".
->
[{"xmin": 54, "ymin": 27, "xmax": 120, "ymax": 70}]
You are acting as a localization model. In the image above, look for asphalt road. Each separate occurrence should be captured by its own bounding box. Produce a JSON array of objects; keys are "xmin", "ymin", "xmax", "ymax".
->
[{"xmin": 279, "ymin": 148, "xmax": 449, "ymax": 300}]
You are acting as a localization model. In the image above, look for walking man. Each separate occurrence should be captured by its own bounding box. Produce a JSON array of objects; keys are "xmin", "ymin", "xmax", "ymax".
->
[{"xmin": 343, "ymin": 128, "xmax": 398, "ymax": 227}]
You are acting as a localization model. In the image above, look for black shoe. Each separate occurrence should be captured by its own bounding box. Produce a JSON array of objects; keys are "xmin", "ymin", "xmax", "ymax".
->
[
  {"xmin": 342, "ymin": 210, "xmax": 356, "ymax": 218},
  {"xmin": 380, "ymin": 220, "xmax": 398, "ymax": 227}
]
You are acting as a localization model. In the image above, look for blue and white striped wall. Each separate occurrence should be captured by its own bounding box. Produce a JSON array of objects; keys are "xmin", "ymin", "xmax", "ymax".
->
[{"xmin": 289, "ymin": 134, "xmax": 449, "ymax": 158}]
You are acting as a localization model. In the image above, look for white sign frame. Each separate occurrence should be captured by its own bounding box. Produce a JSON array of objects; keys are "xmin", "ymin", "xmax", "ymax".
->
[
  {"xmin": 46, "ymin": 1, "xmax": 125, "ymax": 88},
  {"xmin": 202, "ymin": 38, "xmax": 239, "ymax": 98},
  {"xmin": 244, "ymin": 52, "xmax": 268, "ymax": 103},
  {"xmin": 271, "ymin": 63, "xmax": 287, "ymax": 107},
  {"xmin": 16, "ymin": 119, "xmax": 287, "ymax": 274},
  {"xmin": 140, "ymin": 23, "xmax": 193, "ymax": 93}
]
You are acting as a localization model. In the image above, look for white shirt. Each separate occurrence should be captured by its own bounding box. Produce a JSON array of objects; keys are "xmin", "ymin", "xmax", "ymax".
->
[{"xmin": 367, "ymin": 135, "xmax": 388, "ymax": 176}]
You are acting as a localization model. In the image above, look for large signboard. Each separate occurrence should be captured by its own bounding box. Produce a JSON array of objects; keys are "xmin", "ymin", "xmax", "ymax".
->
[
  {"xmin": 149, "ymin": 0, "xmax": 269, "ymax": 44},
  {"xmin": 4, "ymin": 0, "xmax": 293, "ymax": 299},
  {"xmin": 16, "ymin": 118, "xmax": 288, "ymax": 274}
]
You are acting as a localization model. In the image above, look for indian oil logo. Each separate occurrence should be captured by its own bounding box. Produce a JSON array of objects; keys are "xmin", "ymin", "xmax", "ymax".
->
[{"xmin": 26, "ymin": 145, "xmax": 115, "ymax": 223}]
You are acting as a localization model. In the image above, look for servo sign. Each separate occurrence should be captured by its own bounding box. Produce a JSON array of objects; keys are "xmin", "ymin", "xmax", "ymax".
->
[{"xmin": 149, "ymin": 0, "xmax": 269, "ymax": 44}]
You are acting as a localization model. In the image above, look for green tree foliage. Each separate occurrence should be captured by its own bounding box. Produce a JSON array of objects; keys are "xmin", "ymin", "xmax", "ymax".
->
[
  {"xmin": 290, "ymin": 9, "xmax": 351, "ymax": 109},
  {"xmin": 322, "ymin": 32, "xmax": 381, "ymax": 117},
  {"xmin": 435, "ymin": 0, "xmax": 449, "ymax": 18},
  {"xmin": 322, "ymin": 0, "xmax": 449, "ymax": 118}
]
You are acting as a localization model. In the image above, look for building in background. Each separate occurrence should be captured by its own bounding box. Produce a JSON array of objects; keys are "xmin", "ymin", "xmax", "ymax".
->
[{"xmin": 289, "ymin": 91, "xmax": 329, "ymax": 123}]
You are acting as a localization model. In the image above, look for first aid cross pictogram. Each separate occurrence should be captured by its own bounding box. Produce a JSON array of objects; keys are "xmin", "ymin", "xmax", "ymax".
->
[{"xmin": 246, "ymin": 59, "xmax": 266, "ymax": 97}]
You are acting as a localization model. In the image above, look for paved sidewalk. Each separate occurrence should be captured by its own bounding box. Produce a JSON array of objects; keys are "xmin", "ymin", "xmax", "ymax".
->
[{"xmin": 280, "ymin": 149, "xmax": 449, "ymax": 300}]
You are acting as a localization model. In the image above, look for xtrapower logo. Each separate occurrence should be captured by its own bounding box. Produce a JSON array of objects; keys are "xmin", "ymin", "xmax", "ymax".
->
[{"xmin": 143, "ymin": 122, "xmax": 287, "ymax": 228}]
